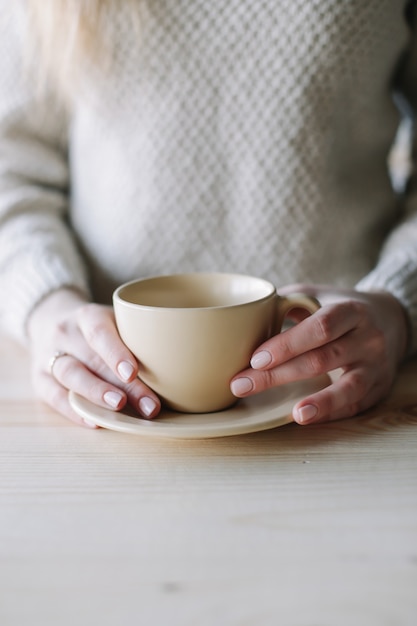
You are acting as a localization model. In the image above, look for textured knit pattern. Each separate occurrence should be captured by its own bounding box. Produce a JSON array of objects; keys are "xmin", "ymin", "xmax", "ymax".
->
[{"xmin": 1, "ymin": 1, "xmax": 417, "ymax": 352}]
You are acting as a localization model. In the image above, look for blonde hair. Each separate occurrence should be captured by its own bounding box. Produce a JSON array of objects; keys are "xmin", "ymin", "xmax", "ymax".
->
[{"xmin": 27, "ymin": 0, "xmax": 138, "ymax": 100}]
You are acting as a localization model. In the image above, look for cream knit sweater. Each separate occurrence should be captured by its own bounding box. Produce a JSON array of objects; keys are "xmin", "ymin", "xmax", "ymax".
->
[{"xmin": 1, "ymin": 1, "xmax": 417, "ymax": 352}]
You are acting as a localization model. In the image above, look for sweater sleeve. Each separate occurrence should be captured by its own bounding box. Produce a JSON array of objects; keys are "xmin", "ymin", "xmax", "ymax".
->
[
  {"xmin": 356, "ymin": 19, "xmax": 417, "ymax": 356},
  {"xmin": 355, "ymin": 211, "xmax": 417, "ymax": 355},
  {"xmin": 0, "ymin": 5, "xmax": 90, "ymax": 343}
]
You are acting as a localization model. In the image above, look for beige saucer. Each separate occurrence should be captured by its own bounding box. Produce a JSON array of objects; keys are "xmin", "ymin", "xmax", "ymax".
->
[{"xmin": 68, "ymin": 374, "xmax": 331, "ymax": 439}]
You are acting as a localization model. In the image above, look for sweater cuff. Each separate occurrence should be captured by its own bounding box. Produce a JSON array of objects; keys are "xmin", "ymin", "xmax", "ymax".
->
[
  {"xmin": 356, "ymin": 254, "xmax": 417, "ymax": 356},
  {"xmin": 0, "ymin": 252, "xmax": 90, "ymax": 344}
]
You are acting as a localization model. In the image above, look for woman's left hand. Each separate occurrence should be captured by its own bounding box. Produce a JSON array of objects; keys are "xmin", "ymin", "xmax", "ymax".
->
[{"xmin": 230, "ymin": 285, "xmax": 409, "ymax": 425}]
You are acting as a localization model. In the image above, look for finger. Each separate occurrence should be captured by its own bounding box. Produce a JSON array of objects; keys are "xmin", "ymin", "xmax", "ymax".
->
[
  {"xmin": 51, "ymin": 353, "xmax": 128, "ymax": 411},
  {"xmin": 116, "ymin": 376, "xmax": 161, "ymax": 418},
  {"xmin": 48, "ymin": 329, "xmax": 128, "ymax": 389},
  {"xmin": 238, "ymin": 327, "xmax": 374, "ymax": 398},
  {"xmin": 76, "ymin": 304, "xmax": 139, "ymax": 383},
  {"xmin": 250, "ymin": 302, "xmax": 364, "ymax": 368},
  {"xmin": 292, "ymin": 366, "xmax": 382, "ymax": 425},
  {"xmin": 36, "ymin": 372, "xmax": 99, "ymax": 429},
  {"xmin": 52, "ymin": 353, "xmax": 161, "ymax": 419}
]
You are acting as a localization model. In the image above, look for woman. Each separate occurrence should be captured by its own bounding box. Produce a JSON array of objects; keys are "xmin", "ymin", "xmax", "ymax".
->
[{"xmin": 0, "ymin": 1, "xmax": 416, "ymax": 427}]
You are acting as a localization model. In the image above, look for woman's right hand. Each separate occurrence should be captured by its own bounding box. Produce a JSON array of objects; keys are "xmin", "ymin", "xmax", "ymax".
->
[{"xmin": 27, "ymin": 288, "xmax": 162, "ymax": 428}]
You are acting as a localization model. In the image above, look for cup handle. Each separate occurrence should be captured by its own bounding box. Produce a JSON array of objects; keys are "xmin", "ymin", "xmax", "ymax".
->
[{"xmin": 275, "ymin": 293, "xmax": 320, "ymax": 333}]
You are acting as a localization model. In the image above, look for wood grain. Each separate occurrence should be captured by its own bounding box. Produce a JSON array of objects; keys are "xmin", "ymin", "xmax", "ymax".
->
[{"xmin": 0, "ymin": 334, "xmax": 416, "ymax": 626}]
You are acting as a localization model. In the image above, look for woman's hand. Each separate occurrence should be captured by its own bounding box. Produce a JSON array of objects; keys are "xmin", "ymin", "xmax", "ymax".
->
[
  {"xmin": 27, "ymin": 288, "xmax": 161, "ymax": 428},
  {"xmin": 230, "ymin": 285, "xmax": 409, "ymax": 425}
]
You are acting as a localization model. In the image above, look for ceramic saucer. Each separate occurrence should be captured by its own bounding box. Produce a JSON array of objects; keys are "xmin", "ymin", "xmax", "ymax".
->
[{"xmin": 68, "ymin": 373, "xmax": 331, "ymax": 440}]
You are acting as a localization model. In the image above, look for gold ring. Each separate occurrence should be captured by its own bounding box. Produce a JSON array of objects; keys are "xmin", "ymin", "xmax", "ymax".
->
[{"xmin": 48, "ymin": 351, "xmax": 70, "ymax": 377}]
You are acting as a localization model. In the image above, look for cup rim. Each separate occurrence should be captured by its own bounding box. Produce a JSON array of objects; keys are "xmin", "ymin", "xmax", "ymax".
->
[{"xmin": 113, "ymin": 272, "xmax": 276, "ymax": 311}]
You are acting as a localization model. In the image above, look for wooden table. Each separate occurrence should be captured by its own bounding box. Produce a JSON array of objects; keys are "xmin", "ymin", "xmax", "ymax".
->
[{"xmin": 1, "ymin": 333, "xmax": 416, "ymax": 626}]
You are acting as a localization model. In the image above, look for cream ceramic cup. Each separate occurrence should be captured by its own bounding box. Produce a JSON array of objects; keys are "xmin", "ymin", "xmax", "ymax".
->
[{"xmin": 113, "ymin": 273, "xmax": 320, "ymax": 413}]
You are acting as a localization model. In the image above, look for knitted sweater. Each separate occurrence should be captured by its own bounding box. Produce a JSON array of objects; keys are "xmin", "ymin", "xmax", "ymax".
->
[{"xmin": 1, "ymin": 1, "xmax": 417, "ymax": 352}]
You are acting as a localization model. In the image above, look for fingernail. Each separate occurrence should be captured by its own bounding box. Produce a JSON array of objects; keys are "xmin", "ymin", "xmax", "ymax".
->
[
  {"xmin": 230, "ymin": 377, "xmax": 254, "ymax": 396},
  {"xmin": 251, "ymin": 350, "xmax": 272, "ymax": 369},
  {"xmin": 104, "ymin": 390, "xmax": 124, "ymax": 409},
  {"xmin": 139, "ymin": 396, "xmax": 157, "ymax": 417},
  {"xmin": 295, "ymin": 404, "xmax": 318, "ymax": 424},
  {"xmin": 117, "ymin": 360, "xmax": 135, "ymax": 381}
]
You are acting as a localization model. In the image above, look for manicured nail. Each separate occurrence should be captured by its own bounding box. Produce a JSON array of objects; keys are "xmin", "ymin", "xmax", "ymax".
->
[
  {"xmin": 117, "ymin": 360, "xmax": 135, "ymax": 381},
  {"xmin": 230, "ymin": 377, "xmax": 254, "ymax": 396},
  {"xmin": 251, "ymin": 350, "xmax": 272, "ymax": 369},
  {"xmin": 104, "ymin": 390, "xmax": 124, "ymax": 409},
  {"xmin": 295, "ymin": 404, "xmax": 318, "ymax": 424},
  {"xmin": 139, "ymin": 396, "xmax": 157, "ymax": 417}
]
